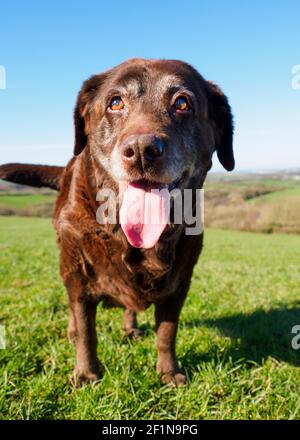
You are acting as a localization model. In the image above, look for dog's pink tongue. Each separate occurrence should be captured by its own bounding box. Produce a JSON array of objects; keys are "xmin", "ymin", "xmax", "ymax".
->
[{"xmin": 120, "ymin": 182, "xmax": 168, "ymax": 249}]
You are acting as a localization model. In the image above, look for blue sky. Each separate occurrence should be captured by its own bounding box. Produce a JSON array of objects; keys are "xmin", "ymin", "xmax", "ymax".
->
[{"xmin": 0, "ymin": 0, "xmax": 299, "ymax": 171}]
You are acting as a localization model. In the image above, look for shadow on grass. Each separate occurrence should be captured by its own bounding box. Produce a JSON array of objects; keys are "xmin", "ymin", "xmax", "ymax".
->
[{"xmin": 181, "ymin": 303, "xmax": 300, "ymax": 370}]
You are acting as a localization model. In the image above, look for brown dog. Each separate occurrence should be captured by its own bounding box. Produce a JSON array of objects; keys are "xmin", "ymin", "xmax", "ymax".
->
[{"xmin": 0, "ymin": 58, "xmax": 234, "ymax": 386}]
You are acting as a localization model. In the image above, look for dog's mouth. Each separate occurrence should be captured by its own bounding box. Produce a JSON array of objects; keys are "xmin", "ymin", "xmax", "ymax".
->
[
  {"xmin": 127, "ymin": 176, "xmax": 182, "ymax": 191},
  {"xmin": 119, "ymin": 175, "xmax": 186, "ymax": 249}
]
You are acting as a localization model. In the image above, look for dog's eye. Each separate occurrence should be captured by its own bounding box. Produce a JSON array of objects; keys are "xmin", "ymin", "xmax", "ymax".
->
[
  {"xmin": 173, "ymin": 96, "xmax": 190, "ymax": 112},
  {"xmin": 109, "ymin": 97, "xmax": 125, "ymax": 111}
]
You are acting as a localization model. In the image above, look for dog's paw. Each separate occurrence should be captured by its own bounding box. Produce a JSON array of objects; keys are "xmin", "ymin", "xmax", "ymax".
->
[
  {"xmin": 125, "ymin": 327, "xmax": 144, "ymax": 340},
  {"xmin": 160, "ymin": 371, "xmax": 186, "ymax": 387},
  {"xmin": 71, "ymin": 366, "xmax": 101, "ymax": 387}
]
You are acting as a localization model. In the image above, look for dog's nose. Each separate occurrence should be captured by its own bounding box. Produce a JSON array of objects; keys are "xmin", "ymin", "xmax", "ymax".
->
[{"xmin": 122, "ymin": 134, "xmax": 165, "ymax": 166}]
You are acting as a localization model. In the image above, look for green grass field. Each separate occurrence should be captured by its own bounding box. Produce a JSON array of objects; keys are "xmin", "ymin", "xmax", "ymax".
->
[
  {"xmin": 250, "ymin": 187, "xmax": 300, "ymax": 203},
  {"xmin": 0, "ymin": 216, "xmax": 300, "ymax": 420},
  {"xmin": 0, "ymin": 194, "xmax": 56, "ymax": 208}
]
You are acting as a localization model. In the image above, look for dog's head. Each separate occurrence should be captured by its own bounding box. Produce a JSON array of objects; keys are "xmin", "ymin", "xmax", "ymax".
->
[{"xmin": 73, "ymin": 58, "xmax": 234, "ymax": 247}]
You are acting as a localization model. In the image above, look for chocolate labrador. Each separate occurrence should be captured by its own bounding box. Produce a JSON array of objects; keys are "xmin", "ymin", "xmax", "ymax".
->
[{"xmin": 0, "ymin": 58, "xmax": 234, "ymax": 386}]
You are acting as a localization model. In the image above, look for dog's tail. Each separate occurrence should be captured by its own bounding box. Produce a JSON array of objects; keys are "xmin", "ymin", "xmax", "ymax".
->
[{"xmin": 0, "ymin": 163, "xmax": 64, "ymax": 191}]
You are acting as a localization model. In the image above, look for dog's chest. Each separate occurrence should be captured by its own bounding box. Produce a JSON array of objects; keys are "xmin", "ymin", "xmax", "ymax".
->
[{"xmin": 81, "ymin": 227, "xmax": 179, "ymax": 310}]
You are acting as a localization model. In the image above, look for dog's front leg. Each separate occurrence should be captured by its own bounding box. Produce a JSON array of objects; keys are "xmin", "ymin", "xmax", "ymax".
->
[
  {"xmin": 69, "ymin": 296, "xmax": 100, "ymax": 384},
  {"xmin": 155, "ymin": 294, "xmax": 186, "ymax": 386}
]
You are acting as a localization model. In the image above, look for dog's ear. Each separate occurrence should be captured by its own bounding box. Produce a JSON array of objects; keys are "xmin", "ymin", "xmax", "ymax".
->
[
  {"xmin": 73, "ymin": 74, "xmax": 107, "ymax": 156},
  {"xmin": 205, "ymin": 81, "xmax": 235, "ymax": 171}
]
